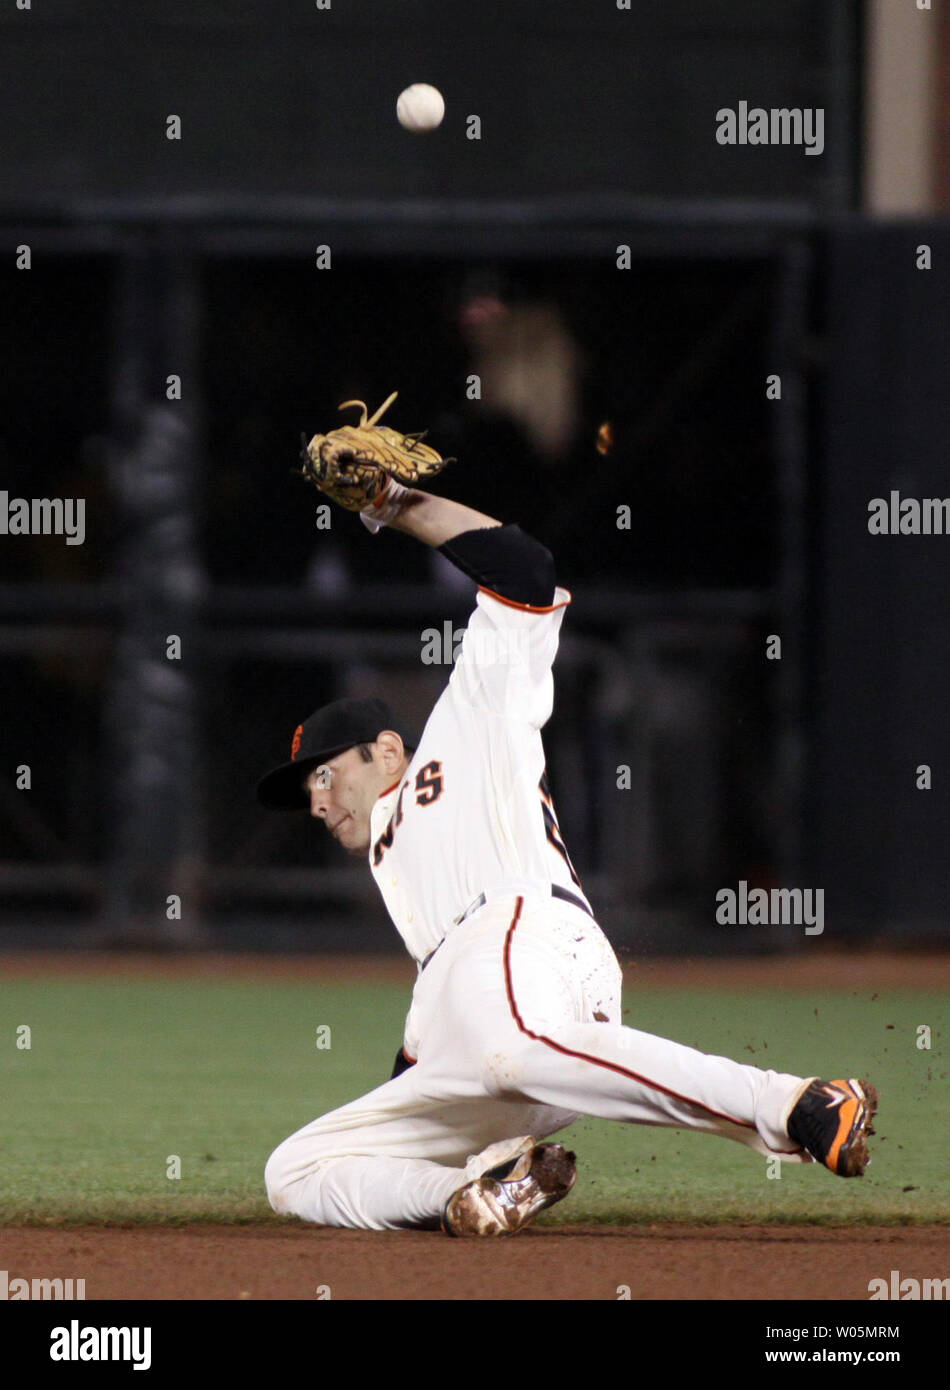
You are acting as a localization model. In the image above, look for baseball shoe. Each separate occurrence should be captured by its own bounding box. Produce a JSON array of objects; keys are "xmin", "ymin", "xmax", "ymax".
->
[
  {"xmin": 442, "ymin": 1137, "xmax": 577, "ymax": 1236},
  {"xmin": 787, "ymin": 1077, "xmax": 879, "ymax": 1176}
]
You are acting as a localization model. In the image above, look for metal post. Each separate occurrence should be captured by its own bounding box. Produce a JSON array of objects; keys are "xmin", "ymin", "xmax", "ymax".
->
[{"xmin": 101, "ymin": 242, "xmax": 206, "ymax": 944}]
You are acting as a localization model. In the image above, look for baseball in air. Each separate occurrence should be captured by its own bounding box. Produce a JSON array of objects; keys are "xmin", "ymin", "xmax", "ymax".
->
[{"xmin": 396, "ymin": 84, "xmax": 445, "ymax": 133}]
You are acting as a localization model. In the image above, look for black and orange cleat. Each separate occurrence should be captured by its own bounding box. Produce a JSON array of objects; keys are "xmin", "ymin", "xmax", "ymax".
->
[{"xmin": 787, "ymin": 1078, "xmax": 879, "ymax": 1177}]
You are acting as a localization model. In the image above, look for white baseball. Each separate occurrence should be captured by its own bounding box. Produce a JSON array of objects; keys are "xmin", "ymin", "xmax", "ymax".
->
[{"xmin": 396, "ymin": 84, "xmax": 445, "ymax": 133}]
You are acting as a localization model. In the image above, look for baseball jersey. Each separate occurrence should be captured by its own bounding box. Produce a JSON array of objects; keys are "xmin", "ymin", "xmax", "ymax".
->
[{"xmin": 367, "ymin": 582, "xmax": 591, "ymax": 964}]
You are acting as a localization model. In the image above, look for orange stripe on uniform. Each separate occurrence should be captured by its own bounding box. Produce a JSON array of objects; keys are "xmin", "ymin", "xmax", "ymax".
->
[
  {"xmin": 477, "ymin": 586, "xmax": 571, "ymax": 614},
  {"xmin": 501, "ymin": 896, "xmax": 762, "ymax": 1135}
]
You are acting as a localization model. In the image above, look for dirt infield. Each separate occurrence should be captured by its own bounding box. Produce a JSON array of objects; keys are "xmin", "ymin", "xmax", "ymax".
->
[{"xmin": 2, "ymin": 1223, "xmax": 948, "ymax": 1301}]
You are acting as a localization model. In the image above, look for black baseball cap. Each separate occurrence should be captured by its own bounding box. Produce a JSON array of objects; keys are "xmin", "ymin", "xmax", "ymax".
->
[{"xmin": 256, "ymin": 696, "xmax": 417, "ymax": 810}]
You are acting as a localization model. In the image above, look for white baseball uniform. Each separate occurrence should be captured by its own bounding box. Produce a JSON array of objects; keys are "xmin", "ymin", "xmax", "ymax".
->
[{"xmin": 265, "ymin": 582, "xmax": 811, "ymax": 1229}]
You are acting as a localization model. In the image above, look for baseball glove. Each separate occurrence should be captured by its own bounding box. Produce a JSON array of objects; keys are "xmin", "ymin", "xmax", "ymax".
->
[{"xmin": 299, "ymin": 391, "xmax": 452, "ymax": 512}]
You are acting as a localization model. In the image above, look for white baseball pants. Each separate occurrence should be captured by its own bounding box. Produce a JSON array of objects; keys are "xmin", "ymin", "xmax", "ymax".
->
[{"xmin": 264, "ymin": 890, "xmax": 810, "ymax": 1229}]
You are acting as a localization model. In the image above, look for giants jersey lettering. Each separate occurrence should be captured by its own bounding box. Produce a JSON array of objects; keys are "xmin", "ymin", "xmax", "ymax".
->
[{"xmin": 368, "ymin": 584, "xmax": 591, "ymax": 964}]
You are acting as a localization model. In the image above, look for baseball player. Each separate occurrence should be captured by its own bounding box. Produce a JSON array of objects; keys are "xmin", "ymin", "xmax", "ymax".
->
[{"xmin": 257, "ymin": 395, "xmax": 878, "ymax": 1235}]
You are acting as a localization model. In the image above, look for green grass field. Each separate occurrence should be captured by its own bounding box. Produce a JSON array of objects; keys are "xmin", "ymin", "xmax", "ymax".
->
[{"xmin": 2, "ymin": 970, "xmax": 946, "ymax": 1226}]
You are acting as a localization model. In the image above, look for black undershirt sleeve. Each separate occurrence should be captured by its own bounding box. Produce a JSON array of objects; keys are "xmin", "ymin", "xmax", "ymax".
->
[{"xmin": 436, "ymin": 524, "xmax": 556, "ymax": 607}]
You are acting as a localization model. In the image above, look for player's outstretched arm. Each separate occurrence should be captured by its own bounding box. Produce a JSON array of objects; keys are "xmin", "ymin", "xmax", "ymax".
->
[{"xmin": 384, "ymin": 488, "xmax": 501, "ymax": 548}]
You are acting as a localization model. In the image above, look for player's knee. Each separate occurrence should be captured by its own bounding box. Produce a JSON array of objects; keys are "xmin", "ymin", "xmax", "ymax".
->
[
  {"xmin": 264, "ymin": 1141, "xmax": 299, "ymax": 1214},
  {"xmin": 265, "ymin": 1141, "xmax": 348, "ymax": 1220}
]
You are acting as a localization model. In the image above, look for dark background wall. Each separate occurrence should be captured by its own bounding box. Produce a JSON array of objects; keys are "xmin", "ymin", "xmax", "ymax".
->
[
  {"xmin": 1, "ymin": 0, "xmax": 858, "ymax": 210},
  {"xmin": 813, "ymin": 223, "xmax": 950, "ymax": 933}
]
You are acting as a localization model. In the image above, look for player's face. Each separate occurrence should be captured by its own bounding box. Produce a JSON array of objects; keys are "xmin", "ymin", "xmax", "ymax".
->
[{"xmin": 303, "ymin": 747, "xmax": 388, "ymax": 857}]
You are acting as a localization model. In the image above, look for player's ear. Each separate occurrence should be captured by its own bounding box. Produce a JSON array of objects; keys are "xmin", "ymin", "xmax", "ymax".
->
[{"xmin": 375, "ymin": 730, "xmax": 406, "ymax": 770}]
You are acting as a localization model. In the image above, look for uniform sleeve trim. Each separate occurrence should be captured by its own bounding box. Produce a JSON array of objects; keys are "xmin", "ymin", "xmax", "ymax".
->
[{"xmin": 477, "ymin": 585, "xmax": 571, "ymax": 614}]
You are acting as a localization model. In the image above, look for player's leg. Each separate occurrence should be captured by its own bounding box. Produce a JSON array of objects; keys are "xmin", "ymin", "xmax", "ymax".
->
[
  {"xmin": 263, "ymin": 1068, "xmax": 575, "ymax": 1230},
  {"xmin": 432, "ymin": 895, "xmax": 837, "ymax": 1164}
]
